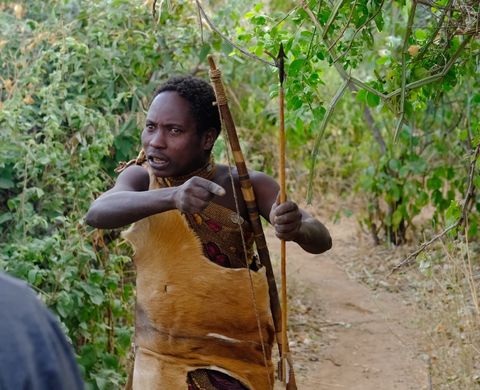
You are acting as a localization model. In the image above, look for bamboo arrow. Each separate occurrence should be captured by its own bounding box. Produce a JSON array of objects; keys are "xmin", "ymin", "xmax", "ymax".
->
[{"xmin": 277, "ymin": 43, "xmax": 289, "ymax": 386}]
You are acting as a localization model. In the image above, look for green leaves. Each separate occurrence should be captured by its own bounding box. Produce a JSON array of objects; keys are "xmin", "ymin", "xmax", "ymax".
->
[
  {"xmin": 0, "ymin": 178, "xmax": 14, "ymax": 189},
  {"xmin": 445, "ymin": 200, "xmax": 461, "ymax": 226},
  {"xmin": 289, "ymin": 58, "xmax": 307, "ymax": 74},
  {"xmin": 0, "ymin": 0, "xmax": 156, "ymax": 387},
  {"xmin": 356, "ymin": 89, "xmax": 381, "ymax": 107},
  {"xmin": 427, "ymin": 176, "xmax": 442, "ymax": 191},
  {"xmin": 366, "ymin": 92, "xmax": 381, "ymax": 107},
  {"xmin": 81, "ymin": 282, "xmax": 105, "ymax": 306},
  {"xmin": 1, "ymin": 1, "xmax": 478, "ymax": 386},
  {"xmin": 414, "ymin": 29, "xmax": 428, "ymax": 41}
]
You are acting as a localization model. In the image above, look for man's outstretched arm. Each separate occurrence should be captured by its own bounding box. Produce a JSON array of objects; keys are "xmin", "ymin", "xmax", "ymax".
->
[
  {"xmin": 251, "ymin": 171, "xmax": 332, "ymax": 254},
  {"xmin": 86, "ymin": 165, "xmax": 225, "ymax": 229}
]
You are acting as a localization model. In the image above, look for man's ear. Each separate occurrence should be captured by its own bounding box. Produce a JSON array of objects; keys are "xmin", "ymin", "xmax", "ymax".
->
[{"xmin": 203, "ymin": 128, "xmax": 218, "ymax": 151}]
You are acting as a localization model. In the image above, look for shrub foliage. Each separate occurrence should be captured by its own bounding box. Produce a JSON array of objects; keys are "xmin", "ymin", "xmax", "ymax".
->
[{"xmin": 1, "ymin": 0, "xmax": 478, "ymax": 388}]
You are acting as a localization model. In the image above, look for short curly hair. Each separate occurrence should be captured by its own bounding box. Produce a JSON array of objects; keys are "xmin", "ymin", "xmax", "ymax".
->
[{"xmin": 154, "ymin": 76, "xmax": 221, "ymax": 137}]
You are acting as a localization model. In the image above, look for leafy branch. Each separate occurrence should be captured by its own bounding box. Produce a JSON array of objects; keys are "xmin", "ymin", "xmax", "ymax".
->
[
  {"xmin": 307, "ymin": 79, "xmax": 349, "ymax": 203},
  {"xmin": 394, "ymin": 0, "xmax": 417, "ymax": 141},
  {"xmin": 390, "ymin": 141, "xmax": 480, "ymax": 273},
  {"xmin": 301, "ymin": 1, "xmax": 387, "ymax": 153},
  {"xmin": 322, "ymin": 0, "xmax": 345, "ymax": 39},
  {"xmin": 385, "ymin": 35, "xmax": 472, "ymax": 100},
  {"xmin": 332, "ymin": 0, "xmax": 386, "ymax": 63},
  {"xmin": 415, "ymin": 0, "xmax": 454, "ymax": 62},
  {"xmin": 301, "ymin": 0, "xmax": 473, "ymax": 104},
  {"xmin": 195, "ymin": 0, "xmax": 275, "ymax": 67},
  {"xmin": 327, "ymin": 0, "xmax": 359, "ymax": 51}
]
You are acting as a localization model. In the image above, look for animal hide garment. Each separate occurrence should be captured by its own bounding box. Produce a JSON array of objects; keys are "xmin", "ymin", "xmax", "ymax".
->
[{"xmin": 123, "ymin": 208, "xmax": 275, "ymax": 390}]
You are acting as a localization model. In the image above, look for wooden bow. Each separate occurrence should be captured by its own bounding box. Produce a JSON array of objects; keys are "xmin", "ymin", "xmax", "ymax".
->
[{"xmin": 208, "ymin": 55, "xmax": 296, "ymax": 389}]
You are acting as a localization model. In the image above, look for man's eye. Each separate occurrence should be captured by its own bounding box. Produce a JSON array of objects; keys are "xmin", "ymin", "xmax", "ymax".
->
[
  {"xmin": 170, "ymin": 127, "xmax": 182, "ymax": 135},
  {"xmin": 146, "ymin": 124, "xmax": 155, "ymax": 131}
]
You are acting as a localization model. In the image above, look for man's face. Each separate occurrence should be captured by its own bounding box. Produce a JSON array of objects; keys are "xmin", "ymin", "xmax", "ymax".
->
[{"xmin": 142, "ymin": 91, "xmax": 213, "ymax": 177}]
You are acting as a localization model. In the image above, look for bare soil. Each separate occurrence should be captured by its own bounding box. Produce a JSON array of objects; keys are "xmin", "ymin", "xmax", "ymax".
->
[{"xmin": 266, "ymin": 206, "xmax": 429, "ymax": 389}]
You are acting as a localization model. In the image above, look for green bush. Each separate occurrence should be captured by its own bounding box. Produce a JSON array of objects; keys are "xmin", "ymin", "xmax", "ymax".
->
[
  {"xmin": 0, "ymin": 1, "xmax": 163, "ymax": 386},
  {"xmin": 1, "ymin": 1, "xmax": 478, "ymax": 387}
]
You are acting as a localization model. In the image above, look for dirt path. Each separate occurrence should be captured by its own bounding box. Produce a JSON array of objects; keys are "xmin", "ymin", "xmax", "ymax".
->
[{"xmin": 266, "ymin": 212, "xmax": 428, "ymax": 389}]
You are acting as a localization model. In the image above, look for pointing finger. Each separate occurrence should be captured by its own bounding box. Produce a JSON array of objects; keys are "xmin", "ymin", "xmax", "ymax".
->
[
  {"xmin": 206, "ymin": 181, "xmax": 226, "ymax": 196},
  {"xmin": 190, "ymin": 176, "xmax": 226, "ymax": 196}
]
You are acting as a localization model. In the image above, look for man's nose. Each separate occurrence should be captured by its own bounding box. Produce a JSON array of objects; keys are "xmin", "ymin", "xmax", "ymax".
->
[{"xmin": 149, "ymin": 129, "xmax": 167, "ymax": 148}]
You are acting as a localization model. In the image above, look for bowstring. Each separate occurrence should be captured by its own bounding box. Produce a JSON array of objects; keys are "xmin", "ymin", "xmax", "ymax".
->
[{"xmin": 222, "ymin": 129, "xmax": 273, "ymax": 389}]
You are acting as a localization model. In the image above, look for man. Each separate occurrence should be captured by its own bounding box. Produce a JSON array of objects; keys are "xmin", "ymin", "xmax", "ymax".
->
[
  {"xmin": 0, "ymin": 272, "xmax": 84, "ymax": 389},
  {"xmin": 86, "ymin": 76, "xmax": 331, "ymax": 389}
]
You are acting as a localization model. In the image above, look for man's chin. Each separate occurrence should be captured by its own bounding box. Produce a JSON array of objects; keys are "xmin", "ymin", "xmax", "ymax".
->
[
  {"xmin": 147, "ymin": 161, "xmax": 172, "ymax": 177},
  {"xmin": 147, "ymin": 160, "xmax": 203, "ymax": 178},
  {"xmin": 150, "ymin": 167, "xmax": 173, "ymax": 178}
]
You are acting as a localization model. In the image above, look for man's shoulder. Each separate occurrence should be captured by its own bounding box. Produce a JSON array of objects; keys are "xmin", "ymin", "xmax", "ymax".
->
[
  {"xmin": 120, "ymin": 164, "xmax": 149, "ymax": 178},
  {"xmin": 215, "ymin": 164, "xmax": 279, "ymax": 204},
  {"xmin": 215, "ymin": 164, "xmax": 276, "ymax": 185},
  {"xmin": 113, "ymin": 164, "xmax": 150, "ymax": 191},
  {"xmin": 249, "ymin": 169, "xmax": 277, "ymax": 185}
]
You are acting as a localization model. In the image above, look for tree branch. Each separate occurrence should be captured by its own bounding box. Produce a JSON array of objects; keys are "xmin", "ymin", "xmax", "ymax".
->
[
  {"xmin": 301, "ymin": 0, "xmax": 472, "ymax": 104},
  {"xmin": 301, "ymin": 1, "xmax": 387, "ymax": 152},
  {"xmin": 300, "ymin": 0, "xmax": 388, "ymax": 100},
  {"xmin": 394, "ymin": 0, "xmax": 417, "ymax": 141},
  {"xmin": 328, "ymin": 0, "xmax": 359, "ymax": 51},
  {"xmin": 195, "ymin": 0, "xmax": 204, "ymax": 45},
  {"xmin": 333, "ymin": 0, "xmax": 386, "ymax": 64},
  {"xmin": 196, "ymin": 1, "xmax": 275, "ymax": 67},
  {"xmin": 307, "ymin": 79, "xmax": 350, "ymax": 203},
  {"xmin": 390, "ymin": 141, "xmax": 480, "ymax": 273},
  {"xmin": 300, "ymin": 2, "xmax": 352, "ymax": 80},
  {"xmin": 415, "ymin": 0, "xmax": 454, "ymax": 62},
  {"xmin": 322, "ymin": 0, "xmax": 345, "ymax": 39},
  {"xmin": 385, "ymin": 35, "xmax": 473, "ymax": 100},
  {"xmin": 363, "ymin": 105, "xmax": 387, "ymax": 154}
]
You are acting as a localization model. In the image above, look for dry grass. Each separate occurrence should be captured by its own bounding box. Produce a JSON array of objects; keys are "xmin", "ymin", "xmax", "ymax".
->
[{"xmin": 414, "ymin": 238, "xmax": 480, "ymax": 389}]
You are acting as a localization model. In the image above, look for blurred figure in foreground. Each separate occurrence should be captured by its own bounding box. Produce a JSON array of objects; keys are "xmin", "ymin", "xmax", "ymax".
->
[{"xmin": 0, "ymin": 272, "xmax": 84, "ymax": 390}]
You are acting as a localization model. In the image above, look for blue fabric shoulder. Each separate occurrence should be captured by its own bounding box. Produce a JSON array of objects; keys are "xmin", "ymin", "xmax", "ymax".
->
[{"xmin": 0, "ymin": 273, "xmax": 84, "ymax": 390}]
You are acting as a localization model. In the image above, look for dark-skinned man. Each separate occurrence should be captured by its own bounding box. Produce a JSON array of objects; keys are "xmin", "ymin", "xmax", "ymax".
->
[{"xmin": 86, "ymin": 76, "xmax": 331, "ymax": 390}]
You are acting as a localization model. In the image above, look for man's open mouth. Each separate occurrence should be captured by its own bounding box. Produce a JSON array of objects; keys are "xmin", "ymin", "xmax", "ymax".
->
[{"xmin": 148, "ymin": 156, "xmax": 169, "ymax": 169}]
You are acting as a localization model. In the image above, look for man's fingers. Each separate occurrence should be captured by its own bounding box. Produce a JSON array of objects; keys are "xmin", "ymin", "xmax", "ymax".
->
[
  {"xmin": 188, "ymin": 177, "xmax": 225, "ymax": 196},
  {"xmin": 275, "ymin": 221, "xmax": 300, "ymax": 233},
  {"xmin": 208, "ymin": 181, "xmax": 226, "ymax": 196},
  {"xmin": 271, "ymin": 197, "xmax": 297, "ymax": 225},
  {"xmin": 274, "ymin": 211, "xmax": 301, "ymax": 225},
  {"xmin": 275, "ymin": 198, "xmax": 295, "ymax": 211},
  {"xmin": 283, "ymin": 200, "xmax": 297, "ymax": 210},
  {"xmin": 275, "ymin": 201, "xmax": 299, "ymax": 216}
]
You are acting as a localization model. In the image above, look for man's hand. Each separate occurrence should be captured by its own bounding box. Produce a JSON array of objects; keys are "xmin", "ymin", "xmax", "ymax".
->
[
  {"xmin": 173, "ymin": 176, "xmax": 225, "ymax": 214},
  {"xmin": 269, "ymin": 195, "xmax": 302, "ymax": 241}
]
